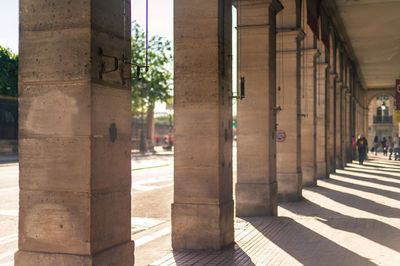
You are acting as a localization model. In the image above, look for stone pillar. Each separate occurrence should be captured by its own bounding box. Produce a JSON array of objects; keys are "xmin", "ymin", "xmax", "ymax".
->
[
  {"xmin": 341, "ymin": 84, "xmax": 347, "ymax": 167},
  {"xmin": 236, "ymin": 0, "xmax": 283, "ymax": 216},
  {"xmin": 345, "ymin": 90, "xmax": 352, "ymax": 163},
  {"xmin": 363, "ymin": 104, "xmax": 369, "ymax": 137},
  {"xmin": 335, "ymin": 46, "xmax": 344, "ymax": 169},
  {"xmin": 336, "ymin": 79, "xmax": 343, "ymax": 169},
  {"xmin": 172, "ymin": 0, "xmax": 234, "ymax": 250},
  {"xmin": 316, "ymin": 50, "xmax": 328, "ymax": 179},
  {"xmin": 350, "ymin": 95, "xmax": 356, "ymax": 160},
  {"xmin": 327, "ymin": 71, "xmax": 337, "ymax": 174},
  {"xmin": 343, "ymin": 65, "xmax": 351, "ymax": 164},
  {"xmin": 276, "ymin": 29, "xmax": 304, "ymax": 201},
  {"xmin": 16, "ymin": 0, "xmax": 134, "ymax": 265},
  {"xmin": 300, "ymin": 48, "xmax": 319, "ymax": 186}
]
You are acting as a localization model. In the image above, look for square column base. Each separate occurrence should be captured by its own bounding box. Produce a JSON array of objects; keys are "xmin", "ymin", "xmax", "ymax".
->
[
  {"xmin": 172, "ymin": 201, "xmax": 234, "ymax": 250},
  {"xmin": 15, "ymin": 241, "xmax": 134, "ymax": 266},
  {"xmin": 329, "ymin": 156, "xmax": 336, "ymax": 174},
  {"xmin": 346, "ymin": 148, "xmax": 353, "ymax": 164},
  {"xmin": 336, "ymin": 156, "xmax": 343, "ymax": 169},
  {"xmin": 277, "ymin": 173, "xmax": 302, "ymax": 202},
  {"xmin": 302, "ymin": 166, "xmax": 317, "ymax": 187},
  {"xmin": 316, "ymin": 161, "xmax": 328, "ymax": 179},
  {"xmin": 235, "ymin": 182, "xmax": 277, "ymax": 217}
]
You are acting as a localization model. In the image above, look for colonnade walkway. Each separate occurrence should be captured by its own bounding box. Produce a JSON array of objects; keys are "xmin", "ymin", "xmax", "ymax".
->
[{"xmin": 151, "ymin": 155, "xmax": 400, "ymax": 265}]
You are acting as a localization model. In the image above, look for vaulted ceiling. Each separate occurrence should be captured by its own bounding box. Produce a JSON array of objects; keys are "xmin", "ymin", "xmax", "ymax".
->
[{"xmin": 334, "ymin": 0, "xmax": 400, "ymax": 89}]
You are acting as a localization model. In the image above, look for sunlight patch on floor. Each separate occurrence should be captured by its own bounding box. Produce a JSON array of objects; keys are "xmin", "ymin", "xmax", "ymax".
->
[{"xmin": 280, "ymin": 207, "xmax": 400, "ymax": 265}]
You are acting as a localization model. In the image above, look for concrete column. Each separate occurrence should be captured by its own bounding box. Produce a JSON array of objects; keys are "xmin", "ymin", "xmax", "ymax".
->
[
  {"xmin": 276, "ymin": 29, "xmax": 304, "ymax": 201},
  {"xmin": 335, "ymin": 79, "xmax": 343, "ymax": 169},
  {"xmin": 335, "ymin": 46, "xmax": 344, "ymax": 169},
  {"xmin": 16, "ymin": 0, "xmax": 133, "ymax": 265},
  {"xmin": 356, "ymin": 102, "xmax": 363, "ymax": 137},
  {"xmin": 300, "ymin": 48, "xmax": 319, "ymax": 186},
  {"xmin": 327, "ymin": 71, "xmax": 337, "ymax": 174},
  {"xmin": 236, "ymin": 0, "xmax": 283, "ymax": 217},
  {"xmin": 363, "ymin": 105, "xmax": 369, "ymax": 137},
  {"xmin": 345, "ymin": 91, "xmax": 352, "ymax": 163},
  {"xmin": 341, "ymin": 85, "xmax": 347, "ymax": 167},
  {"xmin": 316, "ymin": 52, "xmax": 328, "ymax": 179},
  {"xmin": 173, "ymin": 0, "xmax": 234, "ymax": 250},
  {"xmin": 350, "ymin": 96, "xmax": 357, "ymax": 160}
]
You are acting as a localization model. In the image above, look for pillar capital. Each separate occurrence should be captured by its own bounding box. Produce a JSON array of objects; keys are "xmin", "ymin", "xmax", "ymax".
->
[
  {"xmin": 277, "ymin": 29, "xmax": 305, "ymax": 39},
  {"xmin": 277, "ymin": 29, "xmax": 304, "ymax": 53},
  {"xmin": 302, "ymin": 48, "xmax": 320, "ymax": 57},
  {"xmin": 329, "ymin": 72, "xmax": 338, "ymax": 78},
  {"xmin": 234, "ymin": 0, "xmax": 284, "ymax": 13},
  {"xmin": 317, "ymin": 62, "xmax": 329, "ymax": 70}
]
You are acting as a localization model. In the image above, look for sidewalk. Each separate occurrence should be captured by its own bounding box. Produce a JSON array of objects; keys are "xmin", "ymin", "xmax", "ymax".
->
[
  {"xmin": 148, "ymin": 155, "xmax": 400, "ymax": 265},
  {"xmin": 131, "ymin": 147, "xmax": 173, "ymax": 170}
]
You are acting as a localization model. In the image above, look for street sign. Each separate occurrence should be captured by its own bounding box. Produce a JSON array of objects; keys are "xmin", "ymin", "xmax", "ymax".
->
[{"xmin": 276, "ymin": 130, "xmax": 287, "ymax": 142}]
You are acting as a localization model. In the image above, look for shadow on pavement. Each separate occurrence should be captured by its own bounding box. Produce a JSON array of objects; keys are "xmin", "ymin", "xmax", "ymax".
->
[
  {"xmin": 334, "ymin": 171, "xmax": 400, "ymax": 189},
  {"xmin": 245, "ymin": 216, "xmax": 376, "ymax": 266},
  {"xmin": 281, "ymin": 195, "xmax": 400, "ymax": 253},
  {"xmin": 151, "ymin": 244, "xmax": 255, "ymax": 266},
  {"xmin": 313, "ymin": 184, "xmax": 400, "ymax": 218},
  {"xmin": 327, "ymin": 175, "xmax": 400, "ymax": 202}
]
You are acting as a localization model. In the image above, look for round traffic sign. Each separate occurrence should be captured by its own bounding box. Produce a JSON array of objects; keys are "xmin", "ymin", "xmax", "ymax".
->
[{"xmin": 276, "ymin": 130, "xmax": 287, "ymax": 142}]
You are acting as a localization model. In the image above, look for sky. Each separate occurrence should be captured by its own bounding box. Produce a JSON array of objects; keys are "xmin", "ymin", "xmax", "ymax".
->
[
  {"xmin": 0, "ymin": 0, "xmax": 237, "ymax": 115},
  {"xmin": 0, "ymin": 0, "xmax": 174, "ymax": 54},
  {"xmin": 0, "ymin": 1, "xmax": 19, "ymax": 54}
]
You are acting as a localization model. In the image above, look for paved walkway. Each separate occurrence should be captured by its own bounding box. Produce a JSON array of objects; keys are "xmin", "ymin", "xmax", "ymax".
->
[{"xmin": 150, "ymin": 155, "xmax": 400, "ymax": 265}]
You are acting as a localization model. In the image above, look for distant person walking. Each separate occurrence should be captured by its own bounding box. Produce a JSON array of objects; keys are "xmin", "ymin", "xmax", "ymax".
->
[
  {"xmin": 373, "ymin": 135, "xmax": 379, "ymax": 155},
  {"xmin": 382, "ymin": 137, "xmax": 387, "ymax": 156},
  {"xmin": 356, "ymin": 134, "xmax": 368, "ymax": 165},
  {"xmin": 388, "ymin": 136, "xmax": 394, "ymax": 160}
]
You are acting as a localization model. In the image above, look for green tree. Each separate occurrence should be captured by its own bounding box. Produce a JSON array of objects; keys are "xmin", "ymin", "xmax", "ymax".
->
[
  {"xmin": 131, "ymin": 21, "xmax": 173, "ymax": 151},
  {"xmin": 131, "ymin": 21, "xmax": 172, "ymax": 115},
  {"xmin": 0, "ymin": 46, "xmax": 18, "ymax": 97}
]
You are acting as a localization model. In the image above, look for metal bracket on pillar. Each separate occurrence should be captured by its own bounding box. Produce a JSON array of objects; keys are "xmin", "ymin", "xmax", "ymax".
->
[
  {"xmin": 298, "ymin": 113, "xmax": 308, "ymax": 118},
  {"xmin": 273, "ymin": 106, "xmax": 282, "ymax": 113},
  {"xmin": 98, "ymin": 48, "xmax": 119, "ymax": 80},
  {"xmin": 98, "ymin": 48, "xmax": 150, "ymax": 81}
]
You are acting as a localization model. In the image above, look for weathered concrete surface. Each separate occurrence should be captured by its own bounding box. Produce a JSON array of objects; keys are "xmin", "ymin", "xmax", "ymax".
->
[
  {"xmin": 16, "ymin": 0, "xmax": 133, "ymax": 264},
  {"xmin": 326, "ymin": 32, "xmax": 337, "ymax": 175},
  {"xmin": 172, "ymin": 0, "xmax": 234, "ymax": 250},
  {"xmin": 275, "ymin": 0, "xmax": 303, "ymax": 202},
  {"xmin": 300, "ymin": 47, "xmax": 318, "ymax": 187},
  {"xmin": 316, "ymin": 42, "xmax": 328, "ymax": 180},
  {"xmin": 236, "ymin": 0, "xmax": 283, "ymax": 216},
  {"xmin": 276, "ymin": 29, "xmax": 303, "ymax": 201},
  {"xmin": 15, "ymin": 241, "xmax": 134, "ymax": 266},
  {"xmin": 335, "ymin": 47, "xmax": 344, "ymax": 170}
]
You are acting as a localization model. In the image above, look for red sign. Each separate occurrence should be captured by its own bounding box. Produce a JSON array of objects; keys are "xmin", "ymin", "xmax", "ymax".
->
[
  {"xmin": 396, "ymin": 79, "xmax": 400, "ymax": 110},
  {"xmin": 276, "ymin": 130, "xmax": 287, "ymax": 143}
]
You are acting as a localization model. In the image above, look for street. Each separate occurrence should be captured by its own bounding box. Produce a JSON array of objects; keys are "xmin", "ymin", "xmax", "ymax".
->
[{"xmin": 0, "ymin": 151, "xmax": 175, "ymax": 266}]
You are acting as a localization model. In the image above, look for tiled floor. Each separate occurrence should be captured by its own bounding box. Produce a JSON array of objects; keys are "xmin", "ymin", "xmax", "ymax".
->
[{"xmin": 151, "ymin": 156, "xmax": 400, "ymax": 265}]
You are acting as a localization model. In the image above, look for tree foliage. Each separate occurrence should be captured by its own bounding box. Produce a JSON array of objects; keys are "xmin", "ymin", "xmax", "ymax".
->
[
  {"xmin": 131, "ymin": 21, "xmax": 173, "ymax": 116},
  {"xmin": 0, "ymin": 47, "xmax": 18, "ymax": 97}
]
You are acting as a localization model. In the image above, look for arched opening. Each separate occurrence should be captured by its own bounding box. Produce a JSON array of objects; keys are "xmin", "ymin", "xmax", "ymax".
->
[{"xmin": 367, "ymin": 94, "xmax": 399, "ymax": 153}]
